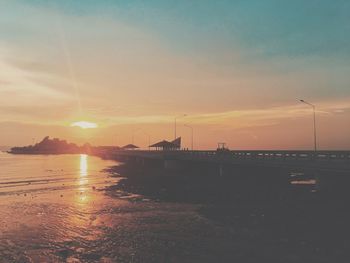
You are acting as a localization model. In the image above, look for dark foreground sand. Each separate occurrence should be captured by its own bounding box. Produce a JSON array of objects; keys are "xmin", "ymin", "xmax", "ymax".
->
[{"xmin": 103, "ymin": 163, "xmax": 350, "ymax": 263}]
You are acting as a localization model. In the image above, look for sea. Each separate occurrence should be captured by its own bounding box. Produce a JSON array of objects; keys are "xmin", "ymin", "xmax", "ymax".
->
[{"xmin": 0, "ymin": 152, "xmax": 122, "ymax": 262}]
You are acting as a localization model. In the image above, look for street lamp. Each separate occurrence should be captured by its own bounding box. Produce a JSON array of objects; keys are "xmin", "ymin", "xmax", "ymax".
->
[
  {"xmin": 143, "ymin": 131, "xmax": 151, "ymax": 150},
  {"xmin": 184, "ymin": 124, "xmax": 194, "ymax": 150},
  {"xmin": 174, "ymin": 114, "xmax": 187, "ymax": 140},
  {"xmin": 300, "ymin": 99, "xmax": 317, "ymax": 152}
]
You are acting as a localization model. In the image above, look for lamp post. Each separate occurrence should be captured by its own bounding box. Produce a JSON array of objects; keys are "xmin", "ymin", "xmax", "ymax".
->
[
  {"xmin": 143, "ymin": 131, "xmax": 151, "ymax": 150},
  {"xmin": 300, "ymin": 100, "xmax": 317, "ymax": 153},
  {"xmin": 174, "ymin": 114, "xmax": 187, "ymax": 140},
  {"xmin": 184, "ymin": 124, "xmax": 194, "ymax": 150}
]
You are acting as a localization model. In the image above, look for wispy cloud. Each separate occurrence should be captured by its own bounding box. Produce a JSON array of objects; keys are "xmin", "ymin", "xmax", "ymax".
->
[{"xmin": 0, "ymin": 1, "xmax": 349, "ymax": 149}]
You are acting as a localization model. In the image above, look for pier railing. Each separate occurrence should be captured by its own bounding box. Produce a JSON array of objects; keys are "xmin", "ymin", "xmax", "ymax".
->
[
  {"xmin": 93, "ymin": 149, "xmax": 350, "ymax": 171},
  {"xmin": 189, "ymin": 150, "xmax": 350, "ymax": 160},
  {"xmin": 104, "ymin": 149, "xmax": 350, "ymax": 162}
]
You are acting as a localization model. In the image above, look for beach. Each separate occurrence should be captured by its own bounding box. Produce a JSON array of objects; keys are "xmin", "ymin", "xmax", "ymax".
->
[{"xmin": 1, "ymin": 152, "xmax": 350, "ymax": 262}]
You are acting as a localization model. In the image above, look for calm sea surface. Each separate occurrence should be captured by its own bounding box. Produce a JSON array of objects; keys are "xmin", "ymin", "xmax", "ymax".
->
[
  {"xmin": 0, "ymin": 153, "xmax": 203, "ymax": 263},
  {"xmin": 0, "ymin": 152, "xmax": 123, "ymax": 262},
  {"xmin": 0, "ymin": 152, "xmax": 117, "ymax": 198}
]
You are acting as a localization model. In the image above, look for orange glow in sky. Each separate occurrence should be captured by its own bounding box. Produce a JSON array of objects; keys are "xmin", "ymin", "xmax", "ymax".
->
[{"xmin": 0, "ymin": 1, "xmax": 349, "ymax": 150}]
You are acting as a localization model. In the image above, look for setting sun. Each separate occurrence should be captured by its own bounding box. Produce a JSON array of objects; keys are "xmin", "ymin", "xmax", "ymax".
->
[{"xmin": 71, "ymin": 121, "xmax": 98, "ymax": 129}]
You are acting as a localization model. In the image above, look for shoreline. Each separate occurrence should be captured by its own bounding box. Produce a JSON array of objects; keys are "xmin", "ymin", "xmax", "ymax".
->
[
  {"xmin": 102, "ymin": 162, "xmax": 350, "ymax": 262},
  {"xmin": 1, "ymin": 153, "xmax": 350, "ymax": 261}
]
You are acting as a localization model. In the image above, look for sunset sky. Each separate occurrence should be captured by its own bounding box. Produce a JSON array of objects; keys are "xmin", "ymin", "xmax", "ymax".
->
[{"xmin": 0, "ymin": 0, "xmax": 349, "ymax": 149}]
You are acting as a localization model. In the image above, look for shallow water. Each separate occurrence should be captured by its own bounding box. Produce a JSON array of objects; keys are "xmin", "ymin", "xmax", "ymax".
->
[
  {"xmin": 0, "ymin": 153, "xmax": 208, "ymax": 263},
  {"xmin": 0, "ymin": 153, "xmax": 116, "ymax": 196},
  {"xmin": 0, "ymin": 153, "xmax": 123, "ymax": 262}
]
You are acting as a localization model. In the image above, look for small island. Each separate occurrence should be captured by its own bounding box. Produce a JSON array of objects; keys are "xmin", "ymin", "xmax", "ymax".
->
[{"xmin": 9, "ymin": 136, "xmax": 92, "ymax": 155}]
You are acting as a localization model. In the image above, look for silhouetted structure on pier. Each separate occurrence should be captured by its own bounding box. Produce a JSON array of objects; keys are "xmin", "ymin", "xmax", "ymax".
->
[
  {"xmin": 149, "ymin": 140, "xmax": 176, "ymax": 151},
  {"xmin": 122, "ymin": 144, "xmax": 139, "ymax": 150}
]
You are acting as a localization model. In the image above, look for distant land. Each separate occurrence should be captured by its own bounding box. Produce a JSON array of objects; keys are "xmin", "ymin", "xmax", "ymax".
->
[
  {"xmin": 9, "ymin": 136, "xmax": 96, "ymax": 155},
  {"xmin": 0, "ymin": 146, "xmax": 11, "ymax": 152}
]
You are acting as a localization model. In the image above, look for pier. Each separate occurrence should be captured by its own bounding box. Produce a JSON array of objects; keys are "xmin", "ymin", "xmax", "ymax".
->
[{"xmin": 97, "ymin": 149, "xmax": 350, "ymax": 172}]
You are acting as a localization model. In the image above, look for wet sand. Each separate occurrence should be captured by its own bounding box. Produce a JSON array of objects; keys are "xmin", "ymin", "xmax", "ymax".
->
[
  {"xmin": 106, "ymin": 163, "xmax": 350, "ymax": 263},
  {"xmin": 1, "ymin": 153, "xmax": 350, "ymax": 262}
]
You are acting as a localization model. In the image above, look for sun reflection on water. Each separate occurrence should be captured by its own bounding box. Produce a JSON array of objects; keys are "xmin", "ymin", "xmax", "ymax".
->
[
  {"xmin": 78, "ymin": 154, "xmax": 89, "ymax": 200},
  {"xmin": 79, "ymin": 154, "xmax": 89, "ymax": 190},
  {"xmin": 80, "ymin": 154, "xmax": 88, "ymax": 177}
]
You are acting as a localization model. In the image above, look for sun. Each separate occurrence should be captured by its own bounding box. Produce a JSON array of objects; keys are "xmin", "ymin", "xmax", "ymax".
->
[{"xmin": 71, "ymin": 121, "xmax": 98, "ymax": 129}]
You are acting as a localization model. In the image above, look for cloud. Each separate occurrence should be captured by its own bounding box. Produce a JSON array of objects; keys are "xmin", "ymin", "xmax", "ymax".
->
[
  {"xmin": 1, "ymin": 1, "xmax": 350, "ymax": 117},
  {"xmin": 0, "ymin": 1, "xmax": 349, "ymax": 149},
  {"xmin": 0, "ymin": 48, "xmax": 74, "ymax": 103}
]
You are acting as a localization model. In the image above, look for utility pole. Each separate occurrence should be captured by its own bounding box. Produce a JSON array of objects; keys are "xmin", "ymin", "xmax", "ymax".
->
[
  {"xmin": 300, "ymin": 100, "xmax": 317, "ymax": 153},
  {"xmin": 184, "ymin": 124, "xmax": 194, "ymax": 150},
  {"xmin": 174, "ymin": 114, "xmax": 187, "ymax": 140}
]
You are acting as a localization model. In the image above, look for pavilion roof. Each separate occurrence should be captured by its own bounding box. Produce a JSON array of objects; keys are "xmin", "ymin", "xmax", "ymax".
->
[
  {"xmin": 122, "ymin": 144, "xmax": 139, "ymax": 149},
  {"xmin": 149, "ymin": 140, "xmax": 175, "ymax": 148}
]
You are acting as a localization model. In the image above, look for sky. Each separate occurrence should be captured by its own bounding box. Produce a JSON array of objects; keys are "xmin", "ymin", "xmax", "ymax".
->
[{"xmin": 0, "ymin": 0, "xmax": 349, "ymax": 149}]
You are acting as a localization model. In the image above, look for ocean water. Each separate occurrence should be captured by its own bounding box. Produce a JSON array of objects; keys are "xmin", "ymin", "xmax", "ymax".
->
[
  {"xmin": 0, "ymin": 152, "xmax": 213, "ymax": 263},
  {"xmin": 0, "ymin": 152, "xmax": 123, "ymax": 262},
  {"xmin": 0, "ymin": 153, "xmax": 117, "ymax": 198}
]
